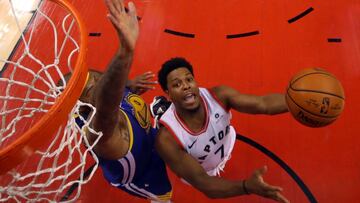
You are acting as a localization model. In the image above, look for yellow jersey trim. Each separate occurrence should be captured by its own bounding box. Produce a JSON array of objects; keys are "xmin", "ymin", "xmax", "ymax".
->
[
  {"xmin": 119, "ymin": 108, "xmax": 134, "ymax": 151},
  {"xmin": 157, "ymin": 191, "xmax": 173, "ymax": 201}
]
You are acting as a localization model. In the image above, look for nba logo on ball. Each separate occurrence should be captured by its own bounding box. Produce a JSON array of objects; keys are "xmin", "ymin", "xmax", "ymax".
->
[{"xmin": 285, "ymin": 68, "xmax": 345, "ymax": 127}]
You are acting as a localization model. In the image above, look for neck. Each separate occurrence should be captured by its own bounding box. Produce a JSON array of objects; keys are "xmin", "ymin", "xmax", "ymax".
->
[
  {"xmin": 177, "ymin": 103, "xmax": 202, "ymax": 118},
  {"xmin": 175, "ymin": 100, "xmax": 207, "ymax": 132}
]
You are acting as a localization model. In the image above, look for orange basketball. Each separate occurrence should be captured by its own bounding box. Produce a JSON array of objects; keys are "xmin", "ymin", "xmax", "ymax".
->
[{"xmin": 286, "ymin": 68, "xmax": 345, "ymax": 127}]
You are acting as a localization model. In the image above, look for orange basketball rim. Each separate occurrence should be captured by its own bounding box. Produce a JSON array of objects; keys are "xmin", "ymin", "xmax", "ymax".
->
[{"xmin": 0, "ymin": 0, "xmax": 88, "ymax": 175}]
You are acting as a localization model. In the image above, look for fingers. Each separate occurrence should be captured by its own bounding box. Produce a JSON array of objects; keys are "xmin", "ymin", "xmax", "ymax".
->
[
  {"xmin": 118, "ymin": 0, "xmax": 125, "ymax": 13},
  {"xmin": 105, "ymin": 0, "xmax": 126, "ymax": 22},
  {"xmin": 109, "ymin": 0, "xmax": 124, "ymax": 14},
  {"xmin": 106, "ymin": 0, "xmax": 122, "ymax": 30},
  {"xmin": 138, "ymin": 71, "xmax": 157, "ymax": 84},
  {"xmin": 260, "ymin": 187, "xmax": 289, "ymax": 203},
  {"xmin": 264, "ymin": 183, "xmax": 289, "ymax": 203},
  {"xmin": 250, "ymin": 166, "xmax": 289, "ymax": 203},
  {"xmin": 129, "ymin": 71, "xmax": 157, "ymax": 95},
  {"xmin": 107, "ymin": 14, "xmax": 116, "ymax": 26},
  {"xmin": 105, "ymin": 0, "xmax": 118, "ymax": 17},
  {"xmin": 136, "ymin": 79, "xmax": 157, "ymax": 93},
  {"xmin": 272, "ymin": 192, "xmax": 290, "ymax": 203},
  {"xmin": 262, "ymin": 182, "xmax": 283, "ymax": 192},
  {"xmin": 141, "ymin": 71, "xmax": 156, "ymax": 79},
  {"xmin": 254, "ymin": 165, "xmax": 268, "ymax": 177},
  {"xmin": 140, "ymin": 81, "xmax": 158, "ymax": 85},
  {"xmin": 260, "ymin": 165, "xmax": 268, "ymax": 174},
  {"xmin": 107, "ymin": 0, "xmax": 136, "ymax": 19},
  {"xmin": 106, "ymin": 0, "xmax": 122, "ymax": 15},
  {"xmin": 128, "ymin": 1, "xmax": 138, "ymax": 20}
]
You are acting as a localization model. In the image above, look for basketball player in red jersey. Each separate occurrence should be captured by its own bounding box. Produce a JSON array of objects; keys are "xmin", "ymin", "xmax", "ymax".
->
[{"xmin": 155, "ymin": 57, "xmax": 290, "ymax": 203}]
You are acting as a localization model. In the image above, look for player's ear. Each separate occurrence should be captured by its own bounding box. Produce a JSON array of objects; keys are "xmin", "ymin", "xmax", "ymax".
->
[{"xmin": 164, "ymin": 90, "xmax": 172, "ymax": 101}]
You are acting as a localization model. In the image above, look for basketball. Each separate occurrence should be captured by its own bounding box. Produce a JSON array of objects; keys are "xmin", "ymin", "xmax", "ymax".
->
[{"xmin": 286, "ymin": 68, "xmax": 345, "ymax": 127}]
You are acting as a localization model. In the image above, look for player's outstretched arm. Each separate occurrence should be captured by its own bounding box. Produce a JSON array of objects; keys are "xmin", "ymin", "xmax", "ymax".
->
[
  {"xmin": 211, "ymin": 85, "xmax": 288, "ymax": 115},
  {"xmin": 90, "ymin": 0, "xmax": 139, "ymax": 144},
  {"xmin": 155, "ymin": 127, "xmax": 289, "ymax": 202}
]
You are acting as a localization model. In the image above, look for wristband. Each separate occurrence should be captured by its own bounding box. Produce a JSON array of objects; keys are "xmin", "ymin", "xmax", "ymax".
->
[{"xmin": 243, "ymin": 180, "xmax": 250, "ymax": 195}]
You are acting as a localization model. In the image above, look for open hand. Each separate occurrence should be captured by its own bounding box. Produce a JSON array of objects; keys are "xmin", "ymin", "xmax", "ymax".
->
[
  {"xmin": 246, "ymin": 166, "xmax": 290, "ymax": 203},
  {"xmin": 127, "ymin": 71, "xmax": 157, "ymax": 95},
  {"xmin": 105, "ymin": 0, "xmax": 139, "ymax": 51}
]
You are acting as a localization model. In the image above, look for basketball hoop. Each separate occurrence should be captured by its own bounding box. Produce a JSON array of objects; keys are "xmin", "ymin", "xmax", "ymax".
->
[{"xmin": 0, "ymin": 0, "xmax": 101, "ymax": 201}]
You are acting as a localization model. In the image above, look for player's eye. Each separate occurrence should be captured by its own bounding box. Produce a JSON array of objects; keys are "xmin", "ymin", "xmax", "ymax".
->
[{"xmin": 172, "ymin": 82, "xmax": 181, "ymax": 88}]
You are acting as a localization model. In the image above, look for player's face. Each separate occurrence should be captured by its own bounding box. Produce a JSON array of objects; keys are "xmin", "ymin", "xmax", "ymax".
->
[{"xmin": 166, "ymin": 67, "xmax": 201, "ymax": 111}]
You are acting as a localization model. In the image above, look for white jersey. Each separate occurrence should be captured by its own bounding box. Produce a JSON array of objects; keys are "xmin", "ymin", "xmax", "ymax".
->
[{"xmin": 159, "ymin": 88, "xmax": 236, "ymax": 176}]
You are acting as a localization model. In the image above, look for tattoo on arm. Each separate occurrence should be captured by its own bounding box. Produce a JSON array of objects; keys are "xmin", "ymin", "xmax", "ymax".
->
[{"xmin": 122, "ymin": 130, "xmax": 130, "ymax": 142}]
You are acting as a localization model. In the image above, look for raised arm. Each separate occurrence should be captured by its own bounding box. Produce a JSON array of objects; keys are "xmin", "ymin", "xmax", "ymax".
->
[
  {"xmin": 211, "ymin": 85, "xmax": 288, "ymax": 115},
  {"xmin": 87, "ymin": 0, "xmax": 139, "ymax": 150},
  {"xmin": 155, "ymin": 127, "xmax": 289, "ymax": 202}
]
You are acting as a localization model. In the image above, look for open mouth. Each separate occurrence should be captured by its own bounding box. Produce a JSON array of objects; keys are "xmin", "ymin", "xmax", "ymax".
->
[{"xmin": 184, "ymin": 93, "xmax": 196, "ymax": 104}]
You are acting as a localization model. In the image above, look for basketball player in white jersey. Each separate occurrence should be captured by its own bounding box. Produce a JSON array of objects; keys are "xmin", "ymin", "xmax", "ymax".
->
[{"xmin": 155, "ymin": 57, "xmax": 290, "ymax": 203}]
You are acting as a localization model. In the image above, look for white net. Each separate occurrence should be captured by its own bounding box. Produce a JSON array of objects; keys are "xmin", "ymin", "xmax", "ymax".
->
[
  {"xmin": 0, "ymin": 0, "xmax": 101, "ymax": 202},
  {"xmin": 0, "ymin": 103, "xmax": 101, "ymax": 203}
]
